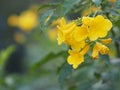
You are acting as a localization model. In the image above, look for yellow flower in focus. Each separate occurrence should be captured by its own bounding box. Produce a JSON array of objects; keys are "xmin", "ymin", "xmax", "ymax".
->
[
  {"xmin": 57, "ymin": 17, "xmax": 76, "ymax": 45},
  {"xmin": 18, "ymin": 11, "xmax": 38, "ymax": 31},
  {"xmin": 83, "ymin": 15, "xmax": 112, "ymax": 41},
  {"xmin": 74, "ymin": 25, "xmax": 88, "ymax": 41},
  {"xmin": 100, "ymin": 38, "xmax": 112, "ymax": 44},
  {"xmin": 7, "ymin": 15, "xmax": 18, "ymax": 27},
  {"xmin": 67, "ymin": 45, "xmax": 89, "ymax": 69},
  {"xmin": 70, "ymin": 40, "xmax": 86, "ymax": 51},
  {"xmin": 67, "ymin": 50, "xmax": 84, "ymax": 69},
  {"xmin": 80, "ymin": 44, "xmax": 90, "ymax": 55},
  {"xmin": 92, "ymin": 42, "xmax": 109, "ymax": 60}
]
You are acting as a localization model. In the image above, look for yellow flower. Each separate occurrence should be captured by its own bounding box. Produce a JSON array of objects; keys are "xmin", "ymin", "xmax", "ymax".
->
[
  {"xmin": 92, "ymin": 42, "xmax": 109, "ymax": 59},
  {"xmin": 67, "ymin": 50, "xmax": 84, "ymax": 69},
  {"xmin": 57, "ymin": 17, "xmax": 76, "ymax": 45},
  {"xmin": 83, "ymin": 15, "xmax": 112, "ymax": 41},
  {"xmin": 14, "ymin": 32, "xmax": 25, "ymax": 44},
  {"xmin": 67, "ymin": 45, "xmax": 89, "ymax": 69},
  {"xmin": 48, "ymin": 29, "xmax": 58, "ymax": 41},
  {"xmin": 80, "ymin": 44, "xmax": 90, "ymax": 55},
  {"xmin": 18, "ymin": 10, "xmax": 38, "ymax": 31},
  {"xmin": 7, "ymin": 15, "xmax": 18, "ymax": 27},
  {"xmin": 108, "ymin": 0, "xmax": 116, "ymax": 3},
  {"xmin": 100, "ymin": 38, "xmax": 112, "ymax": 44},
  {"xmin": 74, "ymin": 25, "xmax": 88, "ymax": 41},
  {"xmin": 70, "ymin": 40, "xmax": 86, "ymax": 51},
  {"xmin": 51, "ymin": 18, "xmax": 60, "ymax": 26}
]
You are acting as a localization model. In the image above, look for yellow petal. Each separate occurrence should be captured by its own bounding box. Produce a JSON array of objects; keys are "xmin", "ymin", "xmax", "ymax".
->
[
  {"xmin": 74, "ymin": 26, "xmax": 88, "ymax": 41},
  {"xmin": 71, "ymin": 40, "xmax": 86, "ymax": 51},
  {"xmin": 92, "ymin": 42, "xmax": 101, "ymax": 60},
  {"xmin": 60, "ymin": 17, "xmax": 66, "ymax": 27},
  {"xmin": 101, "ymin": 38, "xmax": 112, "ymax": 44},
  {"xmin": 86, "ymin": 15, "xmax": 112, "ymax": 41},
  {"xmin": 57, "ymin": 31, "xmax": 64, "ymax": 45},
  {"xmin": 67, "ymin": 50, "xmax": 84, "ymax": 69},
  {"xmin": 80, "ymin": 44, "xmax": 90, "ymax": 55},
  {"xmin": 99, "ymin": 45, "xmax": 109, "ymax": 55}
]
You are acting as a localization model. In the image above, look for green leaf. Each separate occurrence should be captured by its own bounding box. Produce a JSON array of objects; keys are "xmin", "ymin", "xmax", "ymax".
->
[
  {"xmin": 60, "ymin": 0, "xmax": 82, "ymax": 16},
  {"xmin": 30, "ymin": 51, "xmax": 65, "ymax": 73},
  {"xmin": 0, "ymin": 45, "xmax": 15, "ymax": 69},
  {"xmin": 115, "ymin": 20, "xmax": 120, "ymax": 28},
  {"xmin": 39, "ymin": 9, "xmax": 55, "ymax": 31},
  {"xmin": 38, "ymin": 2, "xmax": 60, "ymax": 10},
  {"xmin": 40, "ymin": 9, "xmax": 55, "ymax": 23},
  {"xmin": 58, "ymin": 63, "xmax": 72, "ymax": 88},
  {"xmin": 92, "ymin": 0, "xmax": 102, "ymax": 6}
]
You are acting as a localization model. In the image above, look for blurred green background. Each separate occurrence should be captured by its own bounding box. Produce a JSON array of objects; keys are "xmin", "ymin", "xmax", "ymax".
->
[{"xmin": 0, "ymin": 0, "xmax": 120, "ymax": 90}]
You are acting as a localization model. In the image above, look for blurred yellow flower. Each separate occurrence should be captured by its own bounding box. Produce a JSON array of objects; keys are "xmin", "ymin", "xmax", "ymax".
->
[
  {"xmin": 7, "ymin": 15, "xmax": 18, "ymax": 27},
  {"xmin": 92, "ymin": 42, "xmax": 109, "ymax": 59},
  {"xmin": 18, "ymin": 11, "xmax": 38, "ymax": 31},
  {"xmin": 8, "ymin": 9, "xmax": 38, "ymax": 32},
  {"xmin": 51, "ymin": 18, "xmax": 60, "ymax": 26},
  {"xmin": 48, "ymin": 29, "xmax": 58, "ymax": 41},
  {"xmin": 108, "ymin": 0, "xmax": 116, "ymax": 3},
  {"xmin": 14, "ymin": 32, "xmax": 25, "ymax": 44}
]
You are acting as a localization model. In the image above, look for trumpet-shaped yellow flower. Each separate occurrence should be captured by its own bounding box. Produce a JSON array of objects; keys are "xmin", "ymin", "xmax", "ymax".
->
[
  {"xmin": 74, "ymin": 15, "xmax": 112, "ymax": 42},
  {"xmin": 92, "ymin": 42, "xmax": 109, "ymax": 59},
  {"xmin": 57, "ymin": 17, "xmax": 76, "ymax": 45},
  {"xmin": 83, "ymin": 15, "xmax": 112, "ymax": 41},
  {"xmin": 67, "ymin": 50, "xmax": 84, "ymax": 69},
  {"xmin": 67, "ymin": 45, "xmax": 89, "ymax": 69},
  {"xmin": 57, "ymin": 15, "xmax": 112, "ymax": 69},
  {"xmin": 74, "ymin": 26, "xmax": 88, "ymax": 41}
]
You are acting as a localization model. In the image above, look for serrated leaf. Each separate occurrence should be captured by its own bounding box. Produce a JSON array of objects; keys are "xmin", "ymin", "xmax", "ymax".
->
[{"xmin": 59, "ymin": 63, "xmax": 72, "ymax": 88}]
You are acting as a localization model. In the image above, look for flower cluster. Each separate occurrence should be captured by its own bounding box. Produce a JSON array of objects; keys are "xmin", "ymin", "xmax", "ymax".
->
[
  {"xmin": 57, "ymin": 15, "xmax": 112, "ymax": 69},
  {"xmin": 8, "ymin": 9, "xmax": 38, "ymax": 32}
]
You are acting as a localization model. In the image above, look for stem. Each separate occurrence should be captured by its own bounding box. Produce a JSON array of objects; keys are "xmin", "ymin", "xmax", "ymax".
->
[
  {"xmin": 106, "ymin": 13, "xmax": 120, "ymax": 57},
  {"xmin": 111, "ymin": 29, "xmax": 120, "ymax": 57}
]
